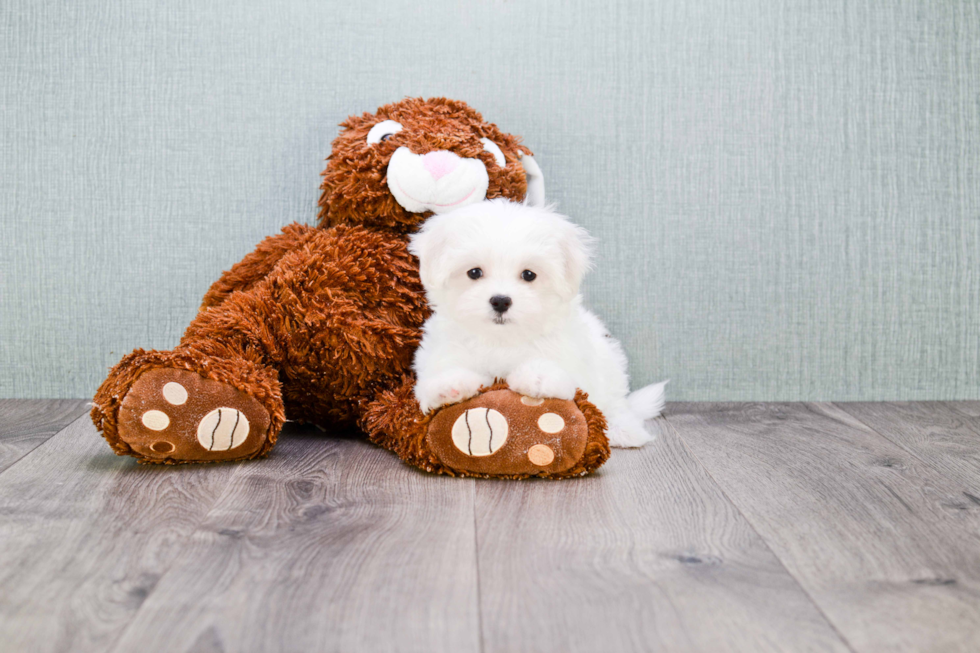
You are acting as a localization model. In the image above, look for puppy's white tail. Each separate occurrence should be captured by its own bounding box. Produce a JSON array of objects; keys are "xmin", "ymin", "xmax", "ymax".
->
[{"xmin": 627, "ymin": 380, "xmax": 668, "ymax": 420}]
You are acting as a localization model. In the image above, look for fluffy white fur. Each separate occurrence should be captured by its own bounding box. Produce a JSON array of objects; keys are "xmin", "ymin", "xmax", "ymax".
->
[{"xmin": 409, "ymin": 198, "xmax": 666, "ymax": 448}]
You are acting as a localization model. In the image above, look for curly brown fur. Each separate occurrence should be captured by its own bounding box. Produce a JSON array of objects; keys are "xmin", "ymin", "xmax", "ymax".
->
[
  {"xmin": 201, "ymin": 223, "xmax": 320, "ymax": 309},
  {"xmin": 92, "ymin": 97, "xmax": 609, "ymax": 478},
  {"xmin": 318, "ymin": 97, "xmax": 530, "ymax": 232},
  {"xmin": 181, "ymin": 224, "xmax": 430, "ymax": 427}
]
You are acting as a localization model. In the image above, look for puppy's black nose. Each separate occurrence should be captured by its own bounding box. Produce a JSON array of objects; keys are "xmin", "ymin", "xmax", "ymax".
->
[{"xmin": 489, "ymin": 295, "xmax": 512, "ymax": 314}]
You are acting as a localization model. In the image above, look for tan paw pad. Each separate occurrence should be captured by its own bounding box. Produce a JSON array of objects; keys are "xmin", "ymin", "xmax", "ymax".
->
[
  {"xmin": 162, "ymin": 382, "xmax": 188, "ymax": 405},
  {"xmin": 451, "ymin": 407, "xmax": 508, "ymax": 456},
  {"xmin": 141, "ymin": 410, "xmax": 170, "ymax": 431},
  {"xmin": 537, "ymin": 412, "xmax": 565, "ymax": 433},
  {"xmin": 528, "ymin": 444, "xmax": 555, "ymax": 466},
  {"xmin": 196, "ymin": 408, "xmax": 250, "ymax": 451}
]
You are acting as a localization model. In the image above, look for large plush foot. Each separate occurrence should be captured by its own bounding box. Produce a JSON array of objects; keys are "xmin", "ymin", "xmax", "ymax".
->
[
  {"xmin": 116, "ymin": 368, "xmax": 272, "ymax": 463},
  {"xmin": 363, "ymin": 379, "xmax": 610, "ymax": 479},
  {"xmin": 93, "ymin": 350, "xmax": 283, "ymax": 464}
]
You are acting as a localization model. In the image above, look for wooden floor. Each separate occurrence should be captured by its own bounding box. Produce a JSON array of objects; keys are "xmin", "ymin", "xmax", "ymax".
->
[{"xmin": 1, "ymin": 400, "xmax": 979, "ymax": 652}]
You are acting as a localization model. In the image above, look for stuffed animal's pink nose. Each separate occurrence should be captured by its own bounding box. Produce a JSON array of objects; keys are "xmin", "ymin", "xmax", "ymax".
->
[{"xmin": 421, "ymin": 151, "xmax": 459, "ymax": 181}]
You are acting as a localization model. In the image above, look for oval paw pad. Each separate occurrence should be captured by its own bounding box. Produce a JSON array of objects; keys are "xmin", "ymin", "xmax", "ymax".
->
[
  {"xmin": 451, "ymin": 408, "xmax": 508, "ymax": 456},
  {"xmin": 537, "ymin": 412, "xmax": 565, "ymax": 433},
  {"xmin": 528, "ymin": 444, "xmax": 555, "ymax": 466},
  {"xmin": 196, "ymin": 407, "xmax": 250, "ymax": 451},
  {"xmin": 162, "ymin": 382, "xmax": 188, "ymax": 405},
  {"xmin": 141, "ymin": 410, "xmax": 170, "ymax": 431}
]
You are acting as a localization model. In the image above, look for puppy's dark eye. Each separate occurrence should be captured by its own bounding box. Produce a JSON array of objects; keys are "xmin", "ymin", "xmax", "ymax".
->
[
  {"xmin": 380, "ymin": 133, "xmax": 392, "ymax": 142},
  {"xmin": 521, "ymin": 270, "xmax": 537, "ymax": 282},
  {"xmin": 467, "ymin": 268, "xmax": 483, "ymax": 280}
]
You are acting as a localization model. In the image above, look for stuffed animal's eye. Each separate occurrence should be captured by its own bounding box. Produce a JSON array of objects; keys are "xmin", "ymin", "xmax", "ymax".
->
[
  {"xmin": 467, "ymin": 268, "xmax": 483, "ymax": 280},
  {"xmin": 522, "ymin": 270, "xmax": 537, "ymax": 282},
  {"xmin": 367, "ymin": 120, "xmax": 403, "ymax": 145},
  {"xmin": 480, "ymin": 138, "xmax": 506, "ymax": 167}
]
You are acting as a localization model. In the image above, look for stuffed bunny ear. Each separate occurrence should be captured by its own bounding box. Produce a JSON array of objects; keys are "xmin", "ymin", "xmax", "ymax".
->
[{"xmin": 520, "ymin": 152, "xmax": 546, "ymax": 207}]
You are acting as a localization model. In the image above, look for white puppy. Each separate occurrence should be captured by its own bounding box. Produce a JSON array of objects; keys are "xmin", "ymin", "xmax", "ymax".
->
[{"xmin": 409, "ymin": 198, "xmax": 666, "ymax": 448}]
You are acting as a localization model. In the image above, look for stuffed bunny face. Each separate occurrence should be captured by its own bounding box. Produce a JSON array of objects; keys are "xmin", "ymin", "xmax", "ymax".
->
[{"xmin": 318, "ymin": 97, "xmax": 541, "ymax": 231}]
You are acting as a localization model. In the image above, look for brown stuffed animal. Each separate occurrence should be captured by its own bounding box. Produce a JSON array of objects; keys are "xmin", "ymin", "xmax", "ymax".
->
[{"xmin": 91, "ymin": 97, "xmax": 610, "ymax": 478}]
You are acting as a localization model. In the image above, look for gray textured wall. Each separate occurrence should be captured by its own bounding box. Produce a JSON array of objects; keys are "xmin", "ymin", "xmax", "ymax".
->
[{"xmin": 2, "ymin": 0, "xmax": 978, "ymax": 400}]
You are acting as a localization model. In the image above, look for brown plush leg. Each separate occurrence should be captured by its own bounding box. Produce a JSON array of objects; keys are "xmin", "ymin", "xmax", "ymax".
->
[
  {"xmin": 92, "ymin": 289, "xmax": 288, "ymax": 464},
  {"xmin": 361, "ymin": 377, "xmax": 610, "ymax": 479},
  {"xmin": 93, "ymin": 224, "xmax": 427, "ymax": 465}
]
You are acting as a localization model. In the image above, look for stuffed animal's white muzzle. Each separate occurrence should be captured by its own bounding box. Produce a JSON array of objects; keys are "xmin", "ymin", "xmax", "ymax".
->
[{"xmin": 387, "ymin": 147, "xmax": 489, "ymax": 214}]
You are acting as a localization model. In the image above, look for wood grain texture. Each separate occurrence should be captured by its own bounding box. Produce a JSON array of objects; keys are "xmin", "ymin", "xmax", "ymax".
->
[
  {"xmin": 474, "ymin": 418, "xmax": 850, "ymax": 653},
  {"xmin": 668, "ymin": 403, "xmax": 980, "ymax": 653},
  {"xmin": 835, "ymin": 402, "xmax": 980, "ymax": 497},
  {"xmin": 0, "ymin": 415, "xmax": 244, "ymax": 653},
  {"xmin": 945, "ymin": 402, "xmax": 980, "ymax": 419},
  {"xmin": 0, "ymin": 398, "xmax": 89, "ymax": 473},
  {"xmin": 6, "ymin": 401, "xmax": 980, "ymax": 652},
  {"xmin": 108, "ymin": 426, "xmax": 480, "ymax": 653}
]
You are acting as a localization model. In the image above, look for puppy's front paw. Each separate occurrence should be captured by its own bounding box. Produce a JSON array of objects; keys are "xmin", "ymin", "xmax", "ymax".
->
[
  {"xmin": 416, "ymin": 369, "xmax": 492, "ymax": 414},
  {"xmin": 506, "ymin": 360, "xmax": 577, "ymax": 400}
]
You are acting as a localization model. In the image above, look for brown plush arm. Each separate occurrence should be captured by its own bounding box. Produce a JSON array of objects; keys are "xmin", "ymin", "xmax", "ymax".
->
[{"xmin": 201, "ymin": 222, "xmax": 318, "ymax": 309}]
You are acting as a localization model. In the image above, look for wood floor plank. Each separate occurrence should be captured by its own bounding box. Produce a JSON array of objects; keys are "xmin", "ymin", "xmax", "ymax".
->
[
  {"xmin": 474, "ymin": 417, "xmax": 851, "ymax": 653},
  {"xmin": 0, "ymin": 416, "xmax": 246, "ymax": 653},
  {"xmin": 667, "ymin": 403, "xmax": 980, "ymax": 653},
  {"xmin": 0, "ymin": 399, "xmax": 90, "ymax": 473},
  {"xmin": 942, "ymin": 401, "xmax": 980, "ymax": 419},
  {"xmin": 834, "ymin": 402, "xmax": 980, "ymax": 497},
  {"xmin": 108, "ymin": 426, "xmax": 480, "ymax": 653}
]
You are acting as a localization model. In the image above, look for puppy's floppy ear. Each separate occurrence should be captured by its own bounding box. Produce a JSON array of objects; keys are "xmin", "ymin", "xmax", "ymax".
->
[
  {"xmin": 554, "ymin": 216, "xmax": 594, "ymax": 299},
  {"xmin": 408, "ymin": 217, "xmax": 451, "ymax": 290}
]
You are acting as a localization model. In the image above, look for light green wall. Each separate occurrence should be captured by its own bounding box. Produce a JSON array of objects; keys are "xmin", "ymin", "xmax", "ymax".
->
[{"xmin": 2, "ymin": 0, "xmax": 978, "ymax": 400}]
